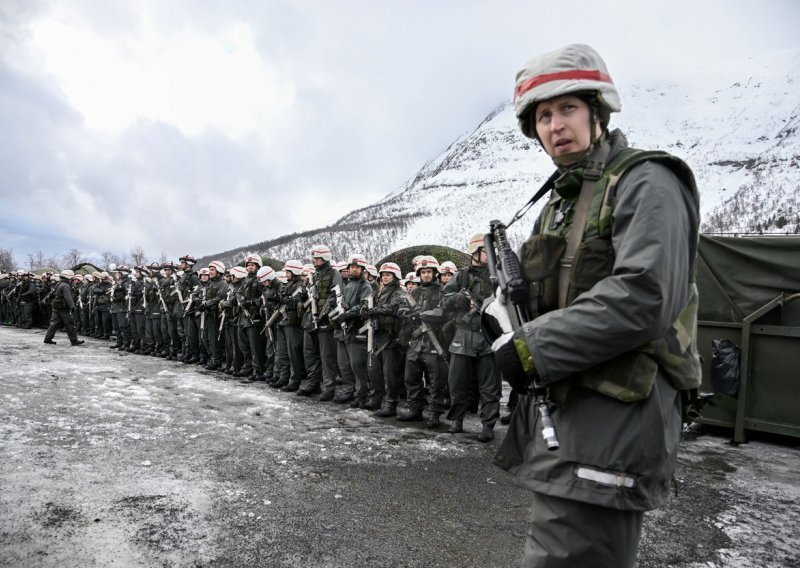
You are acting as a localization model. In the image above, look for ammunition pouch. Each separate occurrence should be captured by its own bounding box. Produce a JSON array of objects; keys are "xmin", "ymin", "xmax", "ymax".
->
[{"xmin": 521, "ymin": 233, "xmax": 566, "ymax": 316}]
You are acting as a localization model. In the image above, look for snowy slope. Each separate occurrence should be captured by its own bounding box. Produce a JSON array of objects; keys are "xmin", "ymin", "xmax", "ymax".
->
[{"xmin": 201, "ymin": 48, "xmax": 800, "ymax": 267}]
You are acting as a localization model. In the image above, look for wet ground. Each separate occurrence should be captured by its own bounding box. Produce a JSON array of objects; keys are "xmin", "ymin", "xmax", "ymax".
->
[{"xmin": 1, "ymin": 326, "xmax": 799, "ymax": 567}]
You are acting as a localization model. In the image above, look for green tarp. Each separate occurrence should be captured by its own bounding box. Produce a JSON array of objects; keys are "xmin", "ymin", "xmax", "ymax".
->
[{"xmin": 697, "ymin": 235, "xmax": 800, "ymax": 323}]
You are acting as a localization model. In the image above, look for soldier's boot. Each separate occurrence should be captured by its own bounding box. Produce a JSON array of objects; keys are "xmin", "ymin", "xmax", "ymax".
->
[
  {"xmin": 374, "ymin": 404, "xmax": 397, "ymax": 418},
  {"xmin": 362, "ymin": 397, "xmax": 382, "ymax": 411},
  {"xmin": 397, "ymin": 408, "xmax": 424, "ymax": 422},
  {"xmin": 205, "ymin": 361, "xmax": 221, "ymax": 371},
  {"xmin": 297, "ymin": 384, "xmax": 322, "ymax": 397},
  {"xmin": 349, "ymin": 397, "xmax": 367, "ymax": 409},
  {"xmin": 281, "ymin": 382, "xmax": 300, "ymax": 393},
  {"xmin": 333, "ymin": 393, "xmax": 354, "ymax": 404},
  {"xmin": 448, "ymin": 419, "xmax": 464, "ymax": 434},
  {"xmin": 71, "ymin": 339, "xmax": 85, "ymax": 347},
  {"xmin": 500, "ymin": 412, "xmax": 512, "ymax": 425},
  {"xmin": 43, "ymin": 339, "xmax": 57, "ymax": 345},
  {"xmin": 426, "ymin": 413, "xmax": 441, "ymax": 429},
  {"xmin": 318, "ymin": 390, "xmax": 335, "ymax": 402},
  {"xmin": 478, "ymin": 423, "xmax": 495, "ymax": 443},
  {"xmin": 234, "ymin": 368, "xmax": 252, "ymax": 378}
]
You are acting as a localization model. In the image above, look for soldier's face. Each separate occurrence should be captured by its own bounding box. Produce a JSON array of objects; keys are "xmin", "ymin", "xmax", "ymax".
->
[
  {"xmin": 200, "ymin": 274, "xmax": 209, "ymax": 282},
  {"xmin": 349, "ymin": 265, "xmax": 363, "ymax": 278},
  {"xmin": 209, "ymin": 267, "xmax": 218, "ymax": 278},
  {"xmin": 246, "ymin": 263, "xmax": 257, "ymax": 274},
  {"xmin": 419, "ymin": 268, "xmax": 435, "ymax": 283},
  {"xmin": 440, "ymin": 272, "xmax": 453, "ymax": 284},
  {"xmin": 381, "ymin": 273, "xmax": 395, "ymax": 285},
  {"xmin": 406, "ymin": 281, "xmax": 417, "ymax": 290},
  {"xmin": 313, "ymin": 257, "xmax": 325, "ymax": 267},
  {"xmin": 534, "ymin": 95, "xmax": 599, "ymax": 166},
  {"xmin": 340, "ymin": 268, "xmax": 349, "ymax": 279}
]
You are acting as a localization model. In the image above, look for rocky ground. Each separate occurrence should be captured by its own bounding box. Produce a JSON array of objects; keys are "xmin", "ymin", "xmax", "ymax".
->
[{"xmin": 1, "ymin": 326, "xmax": 798, "ymax": 568}]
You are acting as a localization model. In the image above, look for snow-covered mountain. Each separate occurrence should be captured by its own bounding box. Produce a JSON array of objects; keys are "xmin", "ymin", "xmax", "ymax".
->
[{"xmin": 200, "ymin": 48, "xmax": 800, "ymax": 267}]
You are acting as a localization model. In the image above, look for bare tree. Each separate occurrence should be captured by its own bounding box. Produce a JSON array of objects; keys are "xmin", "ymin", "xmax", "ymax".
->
[
  {"xmin": 159, "ymin": 250, "xmax": 170, "ymax": 264},
  {"xmin": 62, "ymin": 248, "xmax": 85, "ymax": 269},
  {"xmin": 129, "ymin": 245, "xmax": 147, "ymax": 267},
  {"xmin": 26, "ymin": 251, "xmax": 45, "ymax": 271},
  {"xmin": 0, "ymin": 248, "xmax": 16, "ymax": 273}
]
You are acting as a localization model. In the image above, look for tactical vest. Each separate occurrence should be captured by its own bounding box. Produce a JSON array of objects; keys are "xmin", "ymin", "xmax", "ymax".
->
[
  {"xmin": 51, "ymin": 282, "xmax": 68, "ymax": 310},
  {"xmin": 453, "ymin": 266, "xmax": 492, "ymax": 331},
  {"xmin": 522, "ymin": 148, "xmax": 701, "ymax": 401}
]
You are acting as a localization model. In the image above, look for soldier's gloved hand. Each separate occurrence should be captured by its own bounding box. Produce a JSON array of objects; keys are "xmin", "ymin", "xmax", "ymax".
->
[
  {"xmin": 457, "ymin": 290, "xmax": 473, "ymax": 309},
  {"xmin": 359, "ymin": 305, "xmax": 371, "ymax": 318},
  {"xmin": 492, "ymin": 332, "xmax": 533, "ymax": 393},
  {"xmin": 338, "ymin": 310, "xmax": 357, "ymax": 322}
]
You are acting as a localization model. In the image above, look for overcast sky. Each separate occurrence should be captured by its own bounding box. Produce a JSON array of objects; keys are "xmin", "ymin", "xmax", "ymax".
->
[{"xmin": 1, "ymin": 0, "xmax": 798, "ymax": 267}]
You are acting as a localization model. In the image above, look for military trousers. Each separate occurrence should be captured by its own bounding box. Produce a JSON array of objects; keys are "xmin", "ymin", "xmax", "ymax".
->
[
  {"xmin": 205, "ymin": 313, "xmax": 223, "ymax": 364},
  {"xmin": 521, "ymin": 491, "xmax": 643, "ymax": 568},
  {"xmin": 336, "ymin": 339, "xmax": 355, "ymax": 397},
  {"xmin": 317, "ymin": 328, "xmax": 339, "ymax": 395},
  {"xmin": 224, "ymin": 324, "xmax": 242, "ymax": 372},
  {"xmin": 446, "ymin": 352, "xmax": 501, "ymax": 425},
  {"xmin": 238, "ymin": 325, "xmax": 264, "ymax": 374},
  {"xmin": 301, "ymin": 329, "xmax": 322, "ymax": 390},
  {"xmin": 44, "ymin": 309, "xmax": 78, "ymax": 343},
  {"xmin": 20, "ymin": 302, "xmax": 33, "ymax": 327},
  {"xmin": 131, "ymin": 312, "xmax": 146, "ymax": 348},
  {"xmin": 283, "ymin": 325, "xmax": 306, "ymax": 386},
  {"xmin": 368, "ymin": 342, "xmax": 404, "ymax": 407},
  {"xmin": 183, "ymin": 313, "xmax": 200, "ymax": 357},
  {"xmin": 405, "ymin": 347, "xmax": 448, "ymax": 414},
  {"xmin": 94, "ymin": 307, "xmax": 112, "ymax": 338},
  {"xmin": 144, "ymin": 315, "xmax": 163, "ymax": 351},
  {"xmin": 346, "ymin": 340, "xmax": 370, "ymax": 402},
  {"xmin": 273, "ymin": 326, "xmax": 290, "ymax": 381},
  {"xmin": 113, "ymin": 312, "xmax": 131, "ymax": 347},
  {"xmin": 163, "ymin": 307, "xmax": 180, "ymax": 354}
]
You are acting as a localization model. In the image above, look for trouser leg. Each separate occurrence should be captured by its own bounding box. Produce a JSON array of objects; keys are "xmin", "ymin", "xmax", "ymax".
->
[
  {"xmin": 284, "ymin": 326, "xmax": 306, "ymax": 386},
  {"xmin": 318, "ymin": 329, "xmax": 338, "ymax": 395},
  {"xmin": 184, "ymin": 315, "xmax": 199, "ymax": 356},
  {"xmin": 238, "ymin": 326, "xmax": 253, "ymax": 372},
  {"xmin": 446, "ymin": 353, "xmax": 477, "ymax": 421},
  {"xmin": 274, "ymin": 327, "xmax": 290, "ymax": 381},
  {"xmin": 521, "ymin": 491, "xmax": 643, "ymax": 568},
  {"xmin": 336, "ymin": 340, "xmax": 354, "ymax": 396},
  {"xmin": 347, "ymin": 341, "xmax": 369, "ymax": 402},
  {"xmin": 302, "ymin": 330, "xmax": 321, "ymax": 389},
  {"xmin": 207, "ymin": 315, "xmax": 221, "ymax": 364},
  {"xmin": 247, "ymin": 326, "xmax": 265, "ymax": 374},
  {"xmin": 114, "ymin": 312, "xmax": 130, "ymax": 347},
  {"xmin": 403, "ymin": 354, "xmax": 426, "ymax": 412},
  {"xmin": 477, "ymin": 353, "xmax": 502, "ymax": 425}
]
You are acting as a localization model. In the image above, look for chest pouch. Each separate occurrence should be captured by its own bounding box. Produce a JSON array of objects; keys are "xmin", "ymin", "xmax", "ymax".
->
[
  {"xmin": 520, "ymin": 233, "xmax": 566, "ymax": 317},
  {"xmin": 567, "ymin": 237, "xmax": 616, "ymax": 305}
]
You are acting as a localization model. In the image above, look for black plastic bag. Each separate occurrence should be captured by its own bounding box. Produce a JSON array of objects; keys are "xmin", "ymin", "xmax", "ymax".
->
[{"xmin": 710, "ymin": 339, "xmax": 741, "ymax": 397}]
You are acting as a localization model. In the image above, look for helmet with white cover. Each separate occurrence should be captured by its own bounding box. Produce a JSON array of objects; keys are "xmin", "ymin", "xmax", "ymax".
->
[
  {"xmin": 257, "ymin": 266, "xmax": 276, "ymax": 283},
  {"xmin": 378, "ymin": 262, "xmax": 402, "ymax": 280},
  {"xmin": 310, "ymin": 244, "xmax": 332, "ymax": 262},
  {"xmin": 514, "ymin": 43, "xmax": 620, "ymax": 139},
  {"xmin": 283, "ymin": 260, "xmax": 304, "ymax": 276}
]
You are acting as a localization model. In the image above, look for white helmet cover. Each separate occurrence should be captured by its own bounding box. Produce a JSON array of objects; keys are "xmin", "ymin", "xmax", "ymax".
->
[
  {"xmin": 283, "ymin": 260, "xmax": 304, "ymax": 276},
  {"xmin": 310, "ymin": 244, "xmax": 332, "ymax": 262},
  {"xmin": 514, "ymin": 43, "xmax": 621, "ymax": 139},
  {"xmin": 209, "ymin": 260, "xmax": 225, "ymax": 273},
  {"xmin": 257, "ymin": 266, "xmax": 276, "ymax": 283},
  {"xmin": 348, "ymin": 254, "xmax": 368, "ymax": 269},
  {"xmin": 244, "ymin": 254, "xmax": 262, "ymax": 267},
  {"xmin": 230, "ymin": 266, "xmax": 248, "ymax": 280},
  {"xmin": 378, "ymin": 262, "xmax": 402, "ymax": 280},
  {"xmin": 414, "ymin": 256, "xmax": 439, "ymax": 275}
]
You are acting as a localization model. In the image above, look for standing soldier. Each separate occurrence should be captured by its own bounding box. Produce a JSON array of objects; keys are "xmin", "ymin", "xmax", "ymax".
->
[
  {"xmin": 80, "ymin": 274, "xmax": 95, "ymax": 337},
  {"xmin": 223, "ymin": 266, "xmax": 247, "ymax": 376},
  {"xmin": 298, "ymin": 245, "xmax": 343, "ymax": 398},
  {"xmin": 177, "ymin": 255, "xmax": 201, "ymax": 363},
  {"xmin": 396, "ymin": 256, "xmax": 449, "ymax": 427},
  {"xmin": 200, "ymin": 261, "xmax": 228, "ymax": 370},
  {"xmin": 142, "ymin": 263, "xmax": 164, "ymax": 356},
  {"xmin": 441, "ymin": 234, "xmax": 500, "ymax": 441},
  {"xmin": 336, "ymin": 254, "xmax": 374, "ymax": 408},
  {"xmin": 160, "ymin": 262, "xmax": 181, "ymax": 360},
  {"xmin": 17, "ymin": 272, "xmax": 36, "ymax": 329},
  {"xmin": 485, "ymin": 44, "xmax": 701, "ymax": 567},
  {"xmin": 93, "ymin": 272, "xmax": 113, "ymax": 340},
  {"xmin": 110, "ymin": 267, "xmax": 132, "ymax": 350},
  {"xmin": 257, "ymin": 265, "xmax": 279, "ymax": 380},
  {"xmin": 42, "ymin": 270, "xmax": 84, "ymax": 346},
  {"xmin": 128, "ymin": 267, "xmax": 147, "ymax": 353},
  {"xmin": 234, "ymin": 255, "xmax": 266, "ymax": 380},
  {"xmin": 277, "ymin": 260, "xmax": 307, "ymax": 391},
  {"xmin": 269, "ymin": 270, "xmax": 291, "ymax": 387},
  {"xmin": 368, "ymin": 262, "xmax": 406, "ymax": 416}
]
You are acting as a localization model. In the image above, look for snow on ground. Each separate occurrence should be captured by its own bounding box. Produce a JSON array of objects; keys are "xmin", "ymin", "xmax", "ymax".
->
[{"xmin": 1, "ymin": 326, "xmax": 799, "ymax": 567}]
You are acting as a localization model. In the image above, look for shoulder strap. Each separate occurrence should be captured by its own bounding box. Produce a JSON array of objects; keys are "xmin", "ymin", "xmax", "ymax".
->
[{"xmin": 557, "ymin": 143, "xmax": 611, "ymax": 308}]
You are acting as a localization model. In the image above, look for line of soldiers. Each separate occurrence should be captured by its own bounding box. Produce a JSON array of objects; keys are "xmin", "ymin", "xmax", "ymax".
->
[{"xmin": 2, "ymin": 235, "xmax": 505, "ymax": 440}]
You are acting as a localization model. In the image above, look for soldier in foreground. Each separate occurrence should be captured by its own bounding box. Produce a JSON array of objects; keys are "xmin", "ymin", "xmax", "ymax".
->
[
  {"xmin": 43, "ymin": 270, "xmax": 84, "ymax": 346},
  {"xmin": 485, "ymin": 44, "xmax": 701, "ymax": 567}
]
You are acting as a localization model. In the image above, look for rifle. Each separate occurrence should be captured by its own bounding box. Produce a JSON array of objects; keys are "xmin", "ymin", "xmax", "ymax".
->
[
  {"xmin": 185, "ymin": 285, "xmax": 199, "ymax": 314},
  {"xmin": 218, "ymin": 286, "xmax": 233, "ymax": 341},
  {"xmin": 485, "ymin": 219, "xmax": 559, "ymax": 451},
  {"xmin": 304, "ymin": 274, "xmax": 319, "ymax": 331},
  {"xmin": 262, "ymin": 286, "xmax": 302, "ymax": 338},
  {"xmin": 459, "ymin": 287, "xmax": 482, "ymax": 323},
  {"xmin": 155, "ymin": 281, "xmax": 168, "ymax": 313},
  {"xmin": 403, "ymin": 289, "xmax": 447, "ymax": 360},
  {"xmin": 328, "ymin": 284, "xmax": 349, "ymax": 333},
  {"xmin": 125, "ymin": 282, "xmax": 132, "ymax": 321},
  {"xmin": 199, "ymin": 286, "xmax": 207, "ymax": 335},
  {"xmin": 359, "ymin": 295, "xmax": 376, "ymax": 366},
  {"xmin": 142, "ymin": 278, "xmax": 148, "ymax": 312}
]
